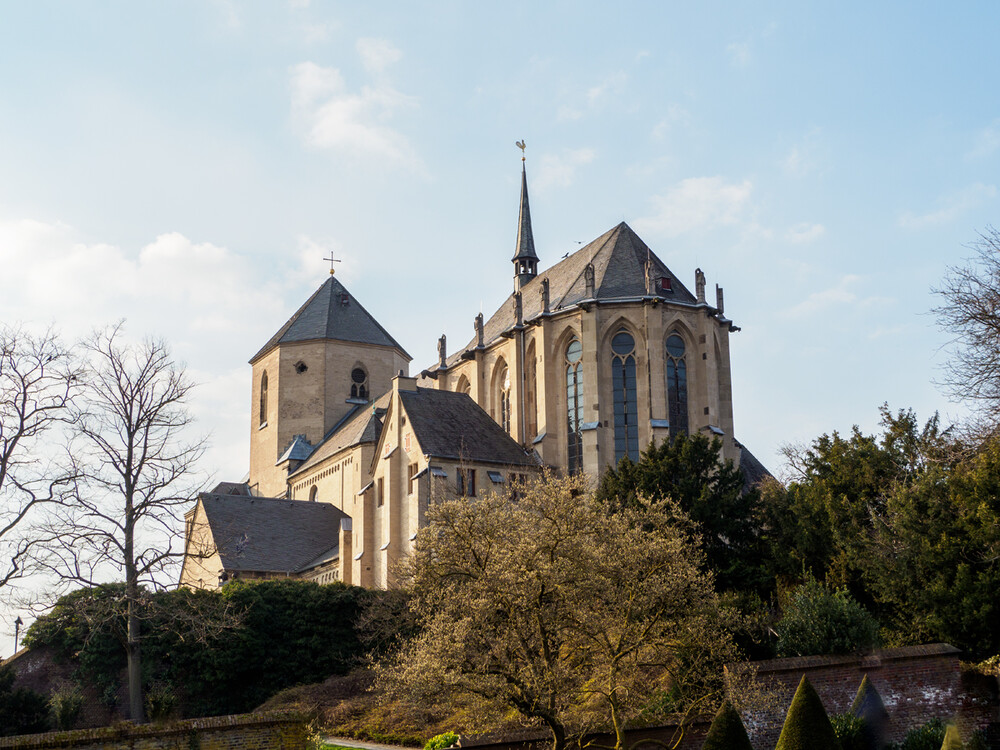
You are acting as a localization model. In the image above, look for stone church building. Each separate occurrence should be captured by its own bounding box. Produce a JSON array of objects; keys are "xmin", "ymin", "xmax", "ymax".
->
[{"xmin": 180, "ymin": 159, "xmax": 767, "ymax": 590}]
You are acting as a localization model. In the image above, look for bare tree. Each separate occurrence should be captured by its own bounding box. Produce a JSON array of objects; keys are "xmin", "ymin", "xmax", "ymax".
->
[
  {"xmin": 0, "ymin": 325, "xmax": 79, "ymax": 593},
  {"xmin": 933, "ymin": 227, "xmax": 1000, "ymax": 425},
  {"xmin": 40, "ymin": 324, "xmax": 205, "ymax": 722}
]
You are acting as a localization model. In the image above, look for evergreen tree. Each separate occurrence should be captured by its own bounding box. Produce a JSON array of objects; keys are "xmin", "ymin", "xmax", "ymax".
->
[
  {"xmin": 701, "ymin": 701, "xmax": 753, "ymax": 750},
  {"xmin": 775, "ymin": 676, "xmax": 838, "ymax": 750},
  {"xmin": 850, "ymin": 675, "xmax": 888, "ymax": 750}
]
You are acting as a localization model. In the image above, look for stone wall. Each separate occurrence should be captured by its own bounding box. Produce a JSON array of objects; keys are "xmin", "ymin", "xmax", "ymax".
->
[
  {"xmin": 734, "ymin": 643, "xmax": 998, "ymax": 749},
  {"xmin": 0, "ymin": 713, "xmax": 308, "ymax": 750}
]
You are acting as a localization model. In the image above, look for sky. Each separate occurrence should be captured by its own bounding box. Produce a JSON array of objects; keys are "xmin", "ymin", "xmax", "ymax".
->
[{"xmin": 1, "ymin": 1, "xmax": 998, "ymax": 643}]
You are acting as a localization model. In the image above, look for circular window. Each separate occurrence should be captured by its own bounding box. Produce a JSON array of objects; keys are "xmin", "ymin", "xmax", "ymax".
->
[
  {"xmin": 351, "ymin": 367, "xmax": 367, "ymax": 384},
  {"xmin": 611, "ymin": 331, "xmax": 635, "ymax": 355},
  {"xmin": 566, "ymin": 338, "xmax": 582, "ymax": 363},
  {"xmin": 666, "ymin": 334, "xmax": 685, "ymax": 358}
]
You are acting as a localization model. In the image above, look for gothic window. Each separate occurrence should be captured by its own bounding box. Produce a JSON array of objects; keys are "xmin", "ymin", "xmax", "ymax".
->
[
  {"xmin": 611, "ymin": 330, "xmax": 639, "ymax": 464},
  {"xmin": 526, "ymin": 341, "xmax": 537, "ymax": 440},
  {"xmin": 350, "ymin": 366, "xmax": 368, "ymax": 400},
  {"xmin": 259, "ymin": 372, "xmax": 268, "ymax": 427},
  {"xmin": 565, "ymin": 338, "xmax": 584, "ymax": 473},
  {"xmin": 493, "ymin": 361, "xmax": 511, "ymax": 434},
  {"xmin": 456, "ymin": 374, "xmax": 471, "ymax": 396},
  {"xmin": 309, "ymin": 485, "xmax": 318, "ymax": 502},
  {"xmin": 666, "ymin": 333, "xmax": 689, "ymax": 438}
]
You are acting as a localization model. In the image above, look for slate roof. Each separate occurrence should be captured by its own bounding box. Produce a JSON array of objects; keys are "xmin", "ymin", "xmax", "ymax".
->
[
  {"xmin": 251, "ymin": 275, "xmax": 410, "ymax": 364},
  {"xmin": 398, "ymin": 387, "xmax": 538, "ymax": 467},
  {"xmin": 198, "ymin": 493, "xmax": 345, "ymax": 574},
  {"xmin": 441, "ymin": 222, "xmax": 699, "ymax": 368},
  {"xmin": 735, "ymin": 440, "xmax": 773, "ymax": 492},
  {"xmin": 512, "ymin": 164, "xmax": 538, "ymax": 262},
  {"xmin": 290, "ymin": 392, "xmax": 391, "ymax": 477}
]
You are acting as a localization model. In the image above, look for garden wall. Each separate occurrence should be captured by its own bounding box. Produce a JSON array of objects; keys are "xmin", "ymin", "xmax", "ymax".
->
[
  {"xmin": 0, "ymin": 712, "xmax": 308, "ymax": 750},
  {"xmin": 733, "ymin": 643, "xmax": 998, "ymax": 749}
]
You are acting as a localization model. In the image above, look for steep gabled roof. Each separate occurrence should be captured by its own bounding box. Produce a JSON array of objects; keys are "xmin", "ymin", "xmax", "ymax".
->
[
  {"xmin": 198, "ymin": 493, "xmax": 346, "ymax": 574},
  {"xmin": 397, "ymin": 387, "xmax": 538, "ymax": 467},
  {"xmin": 251, "ymin": 275, "xmax": 410, "ymax": 364},
  {"xmin": 290, "ymin": 391, "xmax": 391, "ymax": 477},
  {"xmin": 440, "ymin": 222, "xmax": 698, "ymax": 368}
]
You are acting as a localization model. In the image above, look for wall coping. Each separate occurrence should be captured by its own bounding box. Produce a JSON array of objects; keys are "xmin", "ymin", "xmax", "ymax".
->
[
  {"xmin": 731, "ymin": 643, "xmax": 960, "ymax": 676},
  {"xmin": 0, "ymin": 711, "xmax": 307, "ymax": 749}
]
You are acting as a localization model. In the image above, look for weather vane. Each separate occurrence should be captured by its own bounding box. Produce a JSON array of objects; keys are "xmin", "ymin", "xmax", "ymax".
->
[
  {"xmin": 516, "ymin": 139, "xmax": 526, "ymax": 161},
  {"xmin": 323, "ymin": 254, "xmax": 341, "ymax": 275}
]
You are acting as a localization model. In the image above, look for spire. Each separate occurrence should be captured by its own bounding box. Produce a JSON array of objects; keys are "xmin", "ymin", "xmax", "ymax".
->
[{"xmin": 512, "ymin": 142, "xmax": 538, "ymax": 290}]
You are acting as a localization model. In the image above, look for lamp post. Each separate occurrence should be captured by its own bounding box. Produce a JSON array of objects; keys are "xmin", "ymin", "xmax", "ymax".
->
[{"xmin": 13, "ymin": 616, "xmax": 22, "ymax": 651}]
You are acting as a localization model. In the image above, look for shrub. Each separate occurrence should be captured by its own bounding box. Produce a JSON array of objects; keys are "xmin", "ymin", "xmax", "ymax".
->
[
  {"xmin": 775, "ymin": 676, "xmax": 838, "ymax": 750},
  {"xmin": 887, "ymin": 719, "xmax": 946, "ymax": 750},
  {"xmin": 48, "ymin": 683, "xmax": 83, "ymax": 730},
  {"xmin": 701, "ymin": 701, "xmax": 752, "ymax": 750},
  {"xmin": 424, "ymin": 731, "xmax": 459, "ymax": 750},
  {"xmin": 832, "ymin": 713, "xmax": 867, "ymax": 750},
  {"xmin": 0, "ymin": 667, "xmax": 49, "ymax": 736},
  {"xmin": 776, "ymin": 578, "xmax": 880, "ymax": 657}
]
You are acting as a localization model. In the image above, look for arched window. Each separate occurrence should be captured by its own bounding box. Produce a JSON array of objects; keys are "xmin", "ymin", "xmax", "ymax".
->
[
  {"xmin": 526, "ymin": 340, "xmax": 537, "ymax": 440},
  {"xmin": 456, "ymin": 374, "xmax": 471, "ymax": 396},
  {"xmin": 666, "ymin": 333, "xmax": 688, "ymax": 438},
  {"xmin": 493, "ymin": 361, "xmax": 511, "ymax": 434},
  {"xmin": 259, "ymin": 372, "xmax": 268, "ymax": 427},
  {"xmin": 611, "ymin": 330, "xmax": 639, "ymax": 463},
  {"xmin": 350, "ymin": 366, "xmax": 368, "ymax": 400},
  {"xmin": 309, "ymin": 485, "xmax": 318, "ymax": 502},
  {"xmin": 565, "ymin": 338, "xmax": 583, "ymax": 472}
]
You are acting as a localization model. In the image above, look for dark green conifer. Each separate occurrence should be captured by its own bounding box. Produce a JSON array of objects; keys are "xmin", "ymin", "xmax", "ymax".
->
[
  {"xmin": 701, "ymin": 701, "xmax": 753, "ymax": 750},
  {"xmin": 850, "ymin": 674, "xmax": 889, "ymax": 750},
  {"xmin": 775, "ymin": 676, "xmax": 839, "ymax": 750}
]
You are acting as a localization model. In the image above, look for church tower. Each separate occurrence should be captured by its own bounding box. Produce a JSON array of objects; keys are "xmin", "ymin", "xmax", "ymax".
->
[
  {"xmin": 511, "ymin": 150, "xmax": 538, "ymax": 291},
  {"xmin": 248, "ymin": 273, "xmax": 411, "ymax": 497}
]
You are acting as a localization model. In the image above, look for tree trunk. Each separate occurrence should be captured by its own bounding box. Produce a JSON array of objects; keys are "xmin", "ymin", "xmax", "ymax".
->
[
  {"xmin": 542, "ymin": 716, "xmax": 566, "ymax": 750},
  {"xmin": 126, "ymin": 578, "xmax": 145, "ymax": 722}
]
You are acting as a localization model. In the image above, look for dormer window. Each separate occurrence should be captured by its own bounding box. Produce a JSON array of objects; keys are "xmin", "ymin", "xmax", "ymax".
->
[{"xmin": 659, "ymin": 276, "xmax": 673, "ymax": 293}]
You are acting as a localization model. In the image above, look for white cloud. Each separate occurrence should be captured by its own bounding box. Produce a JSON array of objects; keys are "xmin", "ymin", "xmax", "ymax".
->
[
  {"xmin": 533, "ymin": 148, "xmax": 596, "ymax": 193},
  {"xmin": 356, "ymin": 38, "xmax": 402, "ymax": 74},
  {"xmin": 289, "ymin": 60, "xmax": 419, "ymax": 167},
  {"xmin": 782, "ymin": 129, "xmax": 824, "ymax": 177},
  {"xmin": 783, "ymin": 275, "xmax": 891, "ymax": 318},
  {"xmin": 634, "ymin": 177, "xmax": 753, "ymax": 237},
  {"xmin": 785, "ymin": 223, "xmax": 825, "ymax": 244},
  {"xmin": 898, "ymin": 183, "xmax": 998, "ymax": 229},
  {"xmin": 651, "ymin": 104, "xmax": 692, "ymax": 141},
  {"xmin": 586, "ymin": 72, "xmax": 627, "ymax": 107},
  {"xmin": 967, "ymin": 119, "xmax": 1000, "ymax": 160},
  {"xmin": 727, "ymin": 41, "xmax": 751, "ymax": 67}
]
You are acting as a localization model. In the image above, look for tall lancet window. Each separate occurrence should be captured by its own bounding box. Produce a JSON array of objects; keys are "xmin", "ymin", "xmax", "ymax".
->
[
  {"xmin": 565, "ymin": 338, "xmax": 584, "ymax": 473},
  {"xmin": 259, "ymin": 372, "xmax": 268, "ymax": 427},
  {"xmin": 666, "ymin": 333, "xmax": 688, "ymax": 439},
  {"xmin": 494, "ymin": 362, "xmax": 512, "ymax": 434},
  {"xmin": 611, "ymin": 331, "xmax": 639, "ymax": 463}
]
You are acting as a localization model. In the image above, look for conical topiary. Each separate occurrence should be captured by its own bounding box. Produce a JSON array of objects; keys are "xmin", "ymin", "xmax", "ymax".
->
[
  {"xmin": 775, "ymin": 676, "xmax": 839, "ymax": 750},
  {"xmin": 851, "ymin": 674, "xmax": 889, "ymax": 750},
  {"xmin": 940, "ymin": 724, "xmax": 962, "ymax": 750},
  {"xmin": 701, "ymin": 700, "xmax": 753, "ymax": 750}
]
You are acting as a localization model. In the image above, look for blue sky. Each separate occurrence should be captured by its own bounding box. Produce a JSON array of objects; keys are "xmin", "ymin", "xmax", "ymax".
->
[{"xmin": 1, "ymin": 2, "xmax": 998, "ymax": 573}]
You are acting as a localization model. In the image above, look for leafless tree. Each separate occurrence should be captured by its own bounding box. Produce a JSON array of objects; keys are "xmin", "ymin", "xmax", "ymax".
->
[
  {"xmin": 933, "ymin": 227, "xmax": 1000, "ymax": 427},
  {"xmin": 39, "ymin": 324, "xmax": 205, "ymax": 723},
  {"xmin": 0, "ymin": 325, "xmax": 79, "ymax": 594}
]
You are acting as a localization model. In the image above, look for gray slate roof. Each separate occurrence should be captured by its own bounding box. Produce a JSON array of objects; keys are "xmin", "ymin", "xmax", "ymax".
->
[
  {"xmin": 290, "ymin": 392, "xmax": 391, "ymax": 477},
  {"xmin": 735, "ymin": 439, "xmax": 773, "ymax": 492},
  {"xmin": 512, "ymin": 164, "xmax": 538, "ymax": 262},
  {"xmin": 399, "ymin": 387, "xmax": 538, "ymax": 467},
  {"xmin": 442, "ymin": 222, "xmax": 697, "ymax": 368},
  {"xmin": 251, "ymin": 275, "xmax": 410, "ymax": 363},
  {"xmin": 198, "ymin": 493, "xmax": 346, "ymax": 574}
]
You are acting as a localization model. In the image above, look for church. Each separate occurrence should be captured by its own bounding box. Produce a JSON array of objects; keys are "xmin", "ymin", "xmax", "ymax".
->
[{"xmin": 180, "ymin": 156, "xmax": 767, "ymax": 590}]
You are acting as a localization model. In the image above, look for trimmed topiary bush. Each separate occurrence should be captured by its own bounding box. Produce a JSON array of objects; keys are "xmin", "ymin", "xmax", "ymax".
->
[
  {"xmin": 775, "ymin": 676, "xmax": 838, "ymax": 750},
  {"xmin": 939, "ymin": 725, "xmax": 962, "ymax": 750},
  {"xmin": 851, "ymin": 674, "xmax": 889, "ymax": 750},
  {"xmin": 701, "ymin": 701, "xmax": 753, "ymax": 750}
]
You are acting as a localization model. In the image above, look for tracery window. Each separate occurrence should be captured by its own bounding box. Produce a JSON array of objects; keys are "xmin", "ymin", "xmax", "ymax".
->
[
  {"xmin": 565, "ymin": 338, "xmax": 584, "ymax": 472},
  {"xmin": 494, "ymin": 361, "xmax": 511, "ymax": 434},
  {"xmin": 259, "ymin": 372, "xmax": 268, "ymax": 427},
  {"xmin": 456, "ymin": 374, "xmax": 471, "ymax": 396},
  {"xmin": 350, "ymin": 366, "xmax": 368, "ymax": 400},
  {"xmin": 611, "ymin": 330, "xmax": 639, "ymax": 463},
  {"xmin": 665, "ymin": 333, "xmax": 688, "ymax": 438}
]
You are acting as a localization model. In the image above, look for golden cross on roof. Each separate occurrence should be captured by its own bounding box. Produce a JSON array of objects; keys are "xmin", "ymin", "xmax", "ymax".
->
[{"xmin": 323, "ymin": 255, "xmax": 341, "ymax": 275}]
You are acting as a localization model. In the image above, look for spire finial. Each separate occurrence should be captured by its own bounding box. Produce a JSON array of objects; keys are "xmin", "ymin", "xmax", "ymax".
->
[
  {"xmin": 516, "ymin": 139, "xmax": 526, "ymax": 162},
  {"xmin": 323, "ymin": 255, "xmax": 341, "ymax": 275}
]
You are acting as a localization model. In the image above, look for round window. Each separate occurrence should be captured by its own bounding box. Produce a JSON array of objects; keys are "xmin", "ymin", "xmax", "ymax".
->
[
  {"xmin": 566, "ymin": 338, "xmax": 582, "ymax": 363},
  {"xmin": 666, "ymin": 334, "xmax": 685, "ymax": 358},
  {"xmin": 351, "ymin": 368, "xmax": 367, "ymax": 384},
  {"xmin": 611, "ymin": 331, "xmax": 635, "ymax": 356}
]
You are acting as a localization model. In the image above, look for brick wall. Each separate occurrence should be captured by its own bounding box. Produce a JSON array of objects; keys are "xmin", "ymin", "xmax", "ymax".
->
[
  {"xmin": 733, "ymin": 643, "xmax": 998, "ymax": 749},
  {"xmin": 0, "ymin": 712, "xmax": 309, "ymax": 750}
]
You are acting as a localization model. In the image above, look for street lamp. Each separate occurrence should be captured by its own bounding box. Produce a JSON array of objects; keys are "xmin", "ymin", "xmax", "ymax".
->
[{"xmin": 13, "ymin": 616, "xmax": 22, "ymax": 651}]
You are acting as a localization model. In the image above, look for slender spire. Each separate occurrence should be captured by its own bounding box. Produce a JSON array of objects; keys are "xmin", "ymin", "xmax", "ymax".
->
[{"xmin": 512, "ymin": 141, "xmax": 538, "ymax": 290}]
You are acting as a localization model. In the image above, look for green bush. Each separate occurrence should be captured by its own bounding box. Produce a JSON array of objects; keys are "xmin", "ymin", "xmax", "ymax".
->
[
  {"xmin": 776, "ymin": 578, "xmax": 880, "ymax": 657},
  {"xmin": 887, "ymin": 719, "xmax": 946, "ymax": 750},
  {"xmin": 0, "ymin": 667, "xmax": 49, "ymax": 736},
  {"xmin": 48, "ymin": 683, "xmax": 83, "ymax": 730},
  {"xmin": 701, "ymin": 701, "xmax": 752, "ymax": 750},
  {"xmin": 775, "ymin": 676, "xmax": 839, "ymax": 750},
  {"xmin": 831, "ymin": 713, "xmax": 867, "ymax": 750},
  {"xmin": 424, "ymin": 731, "xmax": 459, "ymax": 750}
]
